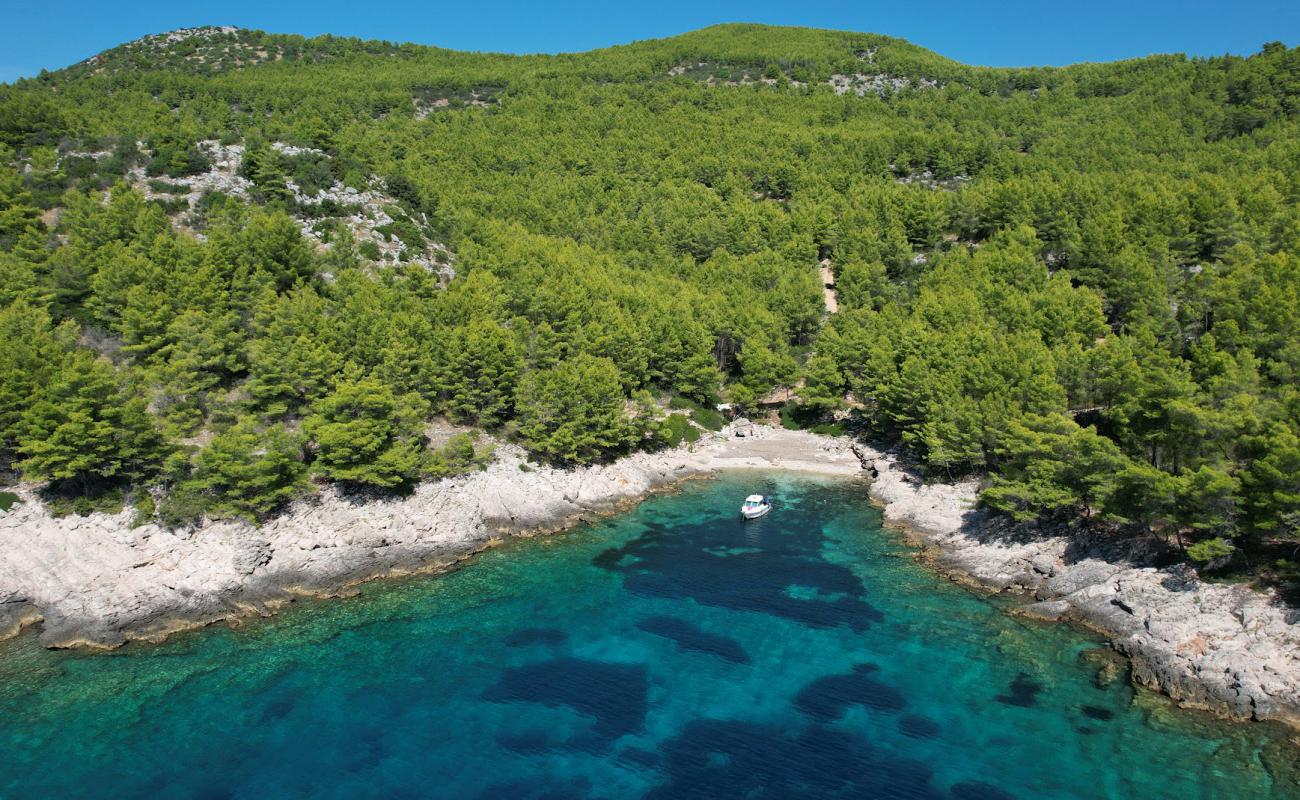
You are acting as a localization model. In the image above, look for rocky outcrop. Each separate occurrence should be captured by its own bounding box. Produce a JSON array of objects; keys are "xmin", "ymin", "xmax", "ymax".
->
[
  {"xmin": 0, "ymin": 444, "xmax": 708, "ymax": 648},
  {"xmin": 126, "ymin": 140, "xmax": 454, "ymax": 281},
  {"xmin": 0, "ymin": 428, "xmax": 862, "ymax": 650},
  {"xmin": 856, "ymin": 445, "xmax": 1300, "ymax": 729},
  {"xmin": 828, "ymin": 73, "xmax": 939, "ymax": 96}
]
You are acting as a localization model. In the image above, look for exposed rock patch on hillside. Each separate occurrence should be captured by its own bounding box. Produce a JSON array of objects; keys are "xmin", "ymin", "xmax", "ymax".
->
[
  {"xmin": 78, "ymin": 27, "xmax": 285, "ymax": 75},
  {"xmin": 128, "ymin": 140, "xmax": 453, "ymax": 280},
  {"xmin": 413, "ymin": 90, "xmax": 499, "ymax": 119},
  {"xmin": 665, "ymin": 61, "xmax": 809, "ymax": 88},
  {"xmin": 895, "ymin": 169, "xmax": 971, "ymax": 191},
  {"xmin": 856, "ymin": 445, "xmax": 1300, "ymax": 729},
  {"xmin": 663, "ymin": 60, "xmax": 939, "ymax": 97},
  {"xmin": 829, "ymin": 73, "xmax": 939, "ymax": 96}
]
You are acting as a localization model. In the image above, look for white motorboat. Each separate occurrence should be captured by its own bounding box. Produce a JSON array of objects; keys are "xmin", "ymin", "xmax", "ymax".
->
[{"xmin": 739, "ymin": 494, "xmax": 771, "ymax": 519}]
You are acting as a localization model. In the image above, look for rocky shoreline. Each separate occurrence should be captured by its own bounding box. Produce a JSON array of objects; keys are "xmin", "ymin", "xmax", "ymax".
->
[
  {"xmin": 856, "ymin": 445, "xmax": 1300, "ymax": 730},
  {"xmin": 0, "ymin": 426, "xmax": 860, "ymax": 649},
  {"xmin": 3, "ymin": 426, "xmax": 1297, "ymax": 732}
]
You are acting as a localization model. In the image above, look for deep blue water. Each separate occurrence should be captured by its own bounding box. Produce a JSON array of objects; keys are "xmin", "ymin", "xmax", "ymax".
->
[{"xmin": 0, "ymin": 473, "xmax": 1295, "ymax": 799}]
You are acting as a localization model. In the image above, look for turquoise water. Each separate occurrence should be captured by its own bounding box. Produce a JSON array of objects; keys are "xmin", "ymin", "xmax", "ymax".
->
[{"xmin": 0, "ymin": 473, "xmax": 1295, "ymax": 799}]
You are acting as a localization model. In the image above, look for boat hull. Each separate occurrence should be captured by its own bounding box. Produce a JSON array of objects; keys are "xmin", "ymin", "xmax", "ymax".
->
[{"xmin": 740, "ymin": 505, "xmax": 771, "ymax": 520}]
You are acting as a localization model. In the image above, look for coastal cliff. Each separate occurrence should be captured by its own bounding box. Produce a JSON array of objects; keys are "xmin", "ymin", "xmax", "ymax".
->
[{"xmin": 857, "ymin": 445, "xmax": 1300, "ymax": 729}]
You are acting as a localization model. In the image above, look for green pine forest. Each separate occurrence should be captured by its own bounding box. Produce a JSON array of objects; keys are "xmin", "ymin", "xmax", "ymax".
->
[{"xmin": 2, "ymin": 25, "xmax": 1300, "ymax": 579}]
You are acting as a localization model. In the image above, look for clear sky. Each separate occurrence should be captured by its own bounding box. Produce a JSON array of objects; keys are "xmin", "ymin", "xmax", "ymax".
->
[{"xmin": 3, "ymin": 0, "xmax": 1298, "ymax": 83}]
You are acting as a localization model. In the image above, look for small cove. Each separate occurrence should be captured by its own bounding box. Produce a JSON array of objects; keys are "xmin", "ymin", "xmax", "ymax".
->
[{"xmin": 0, "ymin": 472, "xmax": 1295, "ymax": 799}]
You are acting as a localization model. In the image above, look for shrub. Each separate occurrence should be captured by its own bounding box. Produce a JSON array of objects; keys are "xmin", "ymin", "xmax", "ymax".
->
[
  {"xmin": 778, "ymin": 402, "xmax": 805, "ymax": 430},
  {"xmin": 144, "ymin": 143, "xmax": 211, "ymax": 178},
  {"xmin": 149, "ymin": 197, "xmax": 189, "ymax": 215},
  {"xmin": 1187, "ymin": 537, "xmax": 1235, "ymax": 564},
  {"xmin": 810, "ymin": 421, "xmax": 847, "ymax": 436},
  {"xmin": 129, "ymin": 490, "xmax": 155, "ymax": 527},
  {"xmin": 286, "ymin": 153, "xmax": 336, "ymax": 196},
  {"xmin": 668, "ymin": 396, "xmax": 725, "ymax": 431},
  {"xmin": 38, "ymin": 481, "xmax": 125, "ymax": 517},
  {"xmin": 147, "ymin": 178, "xmax": 191, "ymax": 194},
  {"xmin": 660, "ymin": 412, "xmax": 701, "ymax": 447},
  {"xmin": 155, "ymin": 483, "xmax": 209, "ymax": 530},
  {"xmin": 426, "ymin": 432, "xmax": 476, "ymax": 478}
]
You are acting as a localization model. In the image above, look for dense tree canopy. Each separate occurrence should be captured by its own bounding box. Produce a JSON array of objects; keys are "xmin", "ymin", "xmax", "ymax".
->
[
  {"xmin": 304, "ymin": 375, "xmax": 427, "ymax": 488},
  {"xmin": 0, "ymin": 23, "xmax": 1298, "ymax": 564}
]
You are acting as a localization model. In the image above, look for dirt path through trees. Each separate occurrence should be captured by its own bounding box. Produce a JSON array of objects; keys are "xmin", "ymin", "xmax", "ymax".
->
[{"xmin": 819, "ymin": 258, "xmax": 838, "ymax": 313}]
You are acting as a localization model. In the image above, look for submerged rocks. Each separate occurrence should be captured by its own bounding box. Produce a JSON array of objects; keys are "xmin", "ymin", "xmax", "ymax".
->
[
  {"xmin": 857, "ymin": 445, "xmax": 1300, "ymax": 729},
  {"xmin": 1079, "ymin": 647, "xmax": 1128, "ymax": 689}
]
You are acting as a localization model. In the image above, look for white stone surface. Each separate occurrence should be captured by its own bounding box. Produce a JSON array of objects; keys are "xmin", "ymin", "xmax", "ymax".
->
[
  {"xmin": 0, "ymin": 428, "xmax": 861, "ymax": 649},
  {"xmin": 856, "ymin": 445, "xmax": 1300, "ymax": 727}
]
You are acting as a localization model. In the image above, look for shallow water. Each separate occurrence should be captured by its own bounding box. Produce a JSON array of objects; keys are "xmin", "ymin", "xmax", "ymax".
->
[{"xmin": 0, "ymin": 473, "xmax": 1295, "ymax": 799}]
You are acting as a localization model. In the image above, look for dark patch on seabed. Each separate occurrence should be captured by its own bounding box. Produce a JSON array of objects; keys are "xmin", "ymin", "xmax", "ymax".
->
[
  {"xmin": 951, "ymin": 781, "xmax": 1019, "ymax": 800},
  {"xmin": 995, "ymin": 672, "xmax": 1043, "ymax": 708},
  {"xmin": 497, "ymin": 727, "xmax": 559, "ymax": 754},
  {"xmin": 475, "ymin": 775, "xmax": 592, "ymax": 800},
  {"xmin": 505, "ymin": 627, "xmax": 568, "ymax": 647},
  {"xmin": 793, "ymin": 662, "xmax": 907, "ymax": 721},
  {"xmin": 899, "ymin": 714, "xmax": 943, "ymax": 739},
  {"xmin": 636, "ymin": 615, "xmax": 751, "ymax": 664},
  {"xmin": 616, "ymin": 746, "xmax": 662, "ymax": 769},
  {"xmin": 1080, "ymin": 704, "xmax": 1114, "ymax": 721},
  {"xmin": 483, "ymin": 657, "xmax": 649, "ymax": 746},
  {"xmin": 594, "ymin": 510, "xmax": 884, "ymax": 632},
  {"xmin": 643, "ymin": 717, "xmax": 1018, "ymax": 800}
]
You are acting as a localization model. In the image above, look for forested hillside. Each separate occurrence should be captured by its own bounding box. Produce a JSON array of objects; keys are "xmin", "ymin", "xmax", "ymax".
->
[{"xmin": 2, "ymin": 24, "xmax": 1299, "ymax": 571}]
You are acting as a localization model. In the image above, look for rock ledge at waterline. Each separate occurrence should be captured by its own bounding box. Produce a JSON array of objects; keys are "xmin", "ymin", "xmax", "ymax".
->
[
  {"xmin": 0, "ymin": 426, "xmax": 861, "ymax": 649},
  {"xmin": 3, "ymin": 425, "xmax": 1297, "ymax": 731},
  {"xmin": 857, "ymin": 446, "xmax": 1300, "ymax": 729}
]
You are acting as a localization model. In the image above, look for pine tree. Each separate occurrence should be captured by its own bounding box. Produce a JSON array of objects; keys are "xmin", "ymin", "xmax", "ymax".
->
[
  {"xmin": 443, "ymin": 318, "xmax": 522, "ymax": 427},
  {"xmin": 17, "ymin": 352, "xmax": 166, "ymax": 490},
  {"xmin": 0, "ymin": 167, "xmax": 43, "ymax": 251},
  {"xmin": 0, "ymin": 301, "xmax": 74, "ymax": 467},
  {"xmin": 187, "ymin": 417, "xmax": 307, "ymax": 521},
  {"xmin": 245, "ymin": 288, "xmax": 342, "ymax": 416},
  {"xmin": 515, "ymin": 355, "xmax": 633, "ymax": 464},
  {"xmin": 800, "ymin": 354, "xmax": 846, "ymax": 412},
  {"xmin": 982, "ymin": 414, "xmax": 1128, "ymax": 521},
  {"xmin": 305, "ymin": 377, "xmax": 427, "ymax": 488}
]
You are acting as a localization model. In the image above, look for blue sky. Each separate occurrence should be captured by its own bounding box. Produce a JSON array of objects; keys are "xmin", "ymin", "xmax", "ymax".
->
[{"xmin": 3, "ymin": 0, "xmax": 1298, "ymax": 83}]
